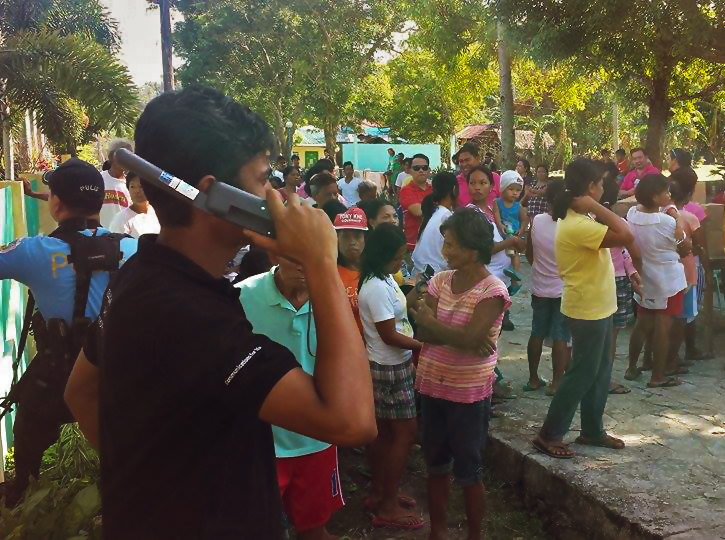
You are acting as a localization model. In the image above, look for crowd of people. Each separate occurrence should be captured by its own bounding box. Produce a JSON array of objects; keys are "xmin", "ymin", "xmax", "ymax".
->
[{"xmin": 1, "ymin": 83, "xmax": 717, "ymax": 539}]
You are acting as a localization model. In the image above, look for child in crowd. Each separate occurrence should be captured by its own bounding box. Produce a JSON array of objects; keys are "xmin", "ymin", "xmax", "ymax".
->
[
  {"xmin": 666, "ymin": 177, "xmax": 704, "ymax": 374},
  {"xmin": 524, "ymin": 179, "xmax": 571, "ymax": 396},
  {"xmin": 625, "ymin": 174, "xmax": 688, "ymax": 388},
  {"xmin": 358, "ymin": 223, "xmax": 423, "ymax": 530},
  {"xmin": 335, "ymin": 207, "xmax": 368, "ymax": 334},
  {"xmin": 493, "ymin": 170, "xmax": 528, "ymax": 293},
  {"xmin": 533, "ymin": 158, "xmax": 638, "ymax": 459},
  {"xmin": 521, "ymin": 164, "xmax": 551, "ymax": 219},
  {"xmin": 410, "ymin": 208, "xmax": 511, "ymax": 540}
]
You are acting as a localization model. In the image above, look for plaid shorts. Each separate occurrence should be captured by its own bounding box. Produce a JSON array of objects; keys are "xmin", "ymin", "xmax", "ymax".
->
[
  {"xmin": 370, "ymin": 360, "xmax": 416, "ymax": 420},
  {"xmin": 614, "ymin": 276, "xmax": 635, "ymax": 329}
]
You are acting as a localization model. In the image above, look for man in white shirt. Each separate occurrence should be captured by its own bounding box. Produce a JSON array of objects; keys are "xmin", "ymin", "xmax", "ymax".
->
[
  {"xmin": 100, "ymin": 138, "xmax": 133, "ymax": 227},
  {"xmin": 337, "ymin": 161, "xmax": 363, "ymax": 206},
  {"xmin": 109, "ymin": 172, "xmax": 161, "ymax": 238}
]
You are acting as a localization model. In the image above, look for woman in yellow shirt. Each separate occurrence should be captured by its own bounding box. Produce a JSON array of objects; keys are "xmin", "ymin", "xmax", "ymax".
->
[{"xmin": 532, "ymin": 159, "xmax": 641, "ymax": 459}]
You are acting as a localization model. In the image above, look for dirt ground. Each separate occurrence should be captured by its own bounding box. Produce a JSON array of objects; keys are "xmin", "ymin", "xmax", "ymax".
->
[{"xmin": 325, "ymin": 444, "xmax": 552, "ymax": 540}]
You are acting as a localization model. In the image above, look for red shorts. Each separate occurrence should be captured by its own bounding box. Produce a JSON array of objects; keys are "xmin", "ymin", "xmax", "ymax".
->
[
  {"xmin": 637, "ymin": 291, "xmax": 684, "ymax": 317},
  {"xmin": 276, "ymin": 445, "xmax": 344, "ymax": 532}
]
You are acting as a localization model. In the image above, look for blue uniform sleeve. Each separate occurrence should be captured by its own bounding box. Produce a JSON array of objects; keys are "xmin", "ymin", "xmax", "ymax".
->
[
  {"xmin": 0, "ymin": 237, "xmax": 34, "ymax": 284},
  {"xmin": 119, "ymin": 237, "xmax": 139, "ymax": 265}
]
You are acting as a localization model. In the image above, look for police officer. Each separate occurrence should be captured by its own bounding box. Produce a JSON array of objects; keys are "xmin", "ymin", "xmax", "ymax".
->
[{"xmin": 0, "ymin": 158, "xmax": 137, "ymax": 505}]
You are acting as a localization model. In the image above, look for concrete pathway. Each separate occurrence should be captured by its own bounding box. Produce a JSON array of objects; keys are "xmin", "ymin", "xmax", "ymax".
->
[{"xmin": 488, "ymin": 287, "xmax": 725, "ymax": 539}]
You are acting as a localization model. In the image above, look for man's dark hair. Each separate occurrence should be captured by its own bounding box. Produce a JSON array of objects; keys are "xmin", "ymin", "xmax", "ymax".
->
[
  {"xmin": 634, "ymin": 173, "xmax": 669, "ymax": 207},
  {"xmin": 439, "ymin": 208, "xmax": 494, "ymax": 265},
  {"xmin": 458, "ymin": 142, "xmax": 480, "ymax": 158},
  {"xmin": 291, "ymin": 154, "xmax": 300, "ymax": 161},
  {"xmin": 343, "ymin": 161, "xmax": 354, "ymax": 169},
  {"xmin": 411, "ymin": 153, "xmax": 430, "ymax": 165},
  {"xmin": 403, "ymin": 157, "xmax": 413, "ymax": 167},
  {"xmin": 134, "ymin": 85, "xmax": 276, "ymax": 227},
  {"xmin": 309, "ymin": 172, "xmax": 337, "ymax": 197},
  {"xmin": 322, "ymin": 198, "xmax": 346, "ymax": 223},
  {"xmin": 615, "ymin": 148, "xmax": 626, "ymax": 158},
  {"xmin": 630, "ymin": 147, "xmax": 646, "ymax": 156},
  {"xmin": 536, "ymin": 164, "xmax": 549, "ymax": 175},
  {"xmin": 304, "ymin": 158, "xmax": 335, "ymax": 186}
]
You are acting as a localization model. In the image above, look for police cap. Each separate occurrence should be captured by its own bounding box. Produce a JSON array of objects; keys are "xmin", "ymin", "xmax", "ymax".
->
[{"xmin": 43, "ymin": 158, "xmax": 104, "ymax": 213}]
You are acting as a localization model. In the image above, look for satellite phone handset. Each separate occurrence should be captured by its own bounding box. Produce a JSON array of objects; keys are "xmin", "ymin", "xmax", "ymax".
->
[{"xmin": 114, "ymin": 148, "xmax": 276, "ymax": 238}]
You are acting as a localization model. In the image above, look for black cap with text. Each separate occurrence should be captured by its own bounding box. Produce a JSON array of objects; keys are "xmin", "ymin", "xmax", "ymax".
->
[{"xmin": 43, "ymin": 158, "xmax": 105, "ymax": 212}]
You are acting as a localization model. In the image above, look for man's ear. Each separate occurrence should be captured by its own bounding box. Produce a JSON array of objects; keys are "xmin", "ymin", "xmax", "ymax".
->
[{"xmin": 196, "ymin": 175, "xmax": 216, "ymax": 193}]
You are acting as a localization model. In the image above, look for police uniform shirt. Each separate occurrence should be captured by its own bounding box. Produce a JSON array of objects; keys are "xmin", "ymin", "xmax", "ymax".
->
[
  {"xmin": 0, "ymin": 229, "xmax": 138, "ymax": 323},
  {"xmin": 84, "ymin": 235, "xmax": 299, "ymax": 540}
]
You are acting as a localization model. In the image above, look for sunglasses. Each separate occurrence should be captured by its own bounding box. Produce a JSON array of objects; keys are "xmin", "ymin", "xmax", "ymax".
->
[{"xmin": 412, "ymin": 165, "xmax": 430, "ymax": 172}]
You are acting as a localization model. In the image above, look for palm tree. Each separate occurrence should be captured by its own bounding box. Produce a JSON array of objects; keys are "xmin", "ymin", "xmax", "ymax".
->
[{"xmin": 0, "ymin": 0, "xmax": 139, "ymax": 179}]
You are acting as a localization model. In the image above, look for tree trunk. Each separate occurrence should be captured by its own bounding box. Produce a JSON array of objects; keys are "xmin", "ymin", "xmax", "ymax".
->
[
  {"xmin": 612, "ymin": 101, "xmax": 619, "ymax": 151},
  {"xmin": 644, "ymin": 74, "xmax": 671, "ymax": 169},
  {"xmin": 160, "ymin": 0, "xmax": 175, "ymax": 92},
  {"xmin": 497, "ymin": 22, "xmax": 515, "ymax": 170},
  {"xmin": 323, "ymin": 118, "xmax": 337, "ymax": 166},
  {"xmin": 0, "ymin": 81, "xmax": 14, "ymax": 182}
]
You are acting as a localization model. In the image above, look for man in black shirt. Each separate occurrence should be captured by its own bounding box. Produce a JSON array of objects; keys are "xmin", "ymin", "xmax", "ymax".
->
[{"xmin": 64, "ymin": 86, "xmax": 376, "ymax": 539}]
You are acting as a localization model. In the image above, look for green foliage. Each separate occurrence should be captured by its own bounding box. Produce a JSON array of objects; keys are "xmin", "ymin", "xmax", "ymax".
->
[
  {"xmin": 174, "ymin": 0, "xmax": 408, "ymax": 152},
  {"xmin": 0, "ymin": 480, "xmax": 102, "ymax": 539},
  {"xmin": 1, "ymin": 30, "xmax": 139, "ymax": 153},
  {"xmin": 0, "ymin": 425, "xmax": 101, "ymax": 539}
]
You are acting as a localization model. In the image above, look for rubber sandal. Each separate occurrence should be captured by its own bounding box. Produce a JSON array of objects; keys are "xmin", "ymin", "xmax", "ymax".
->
[
  {"xmin": 523, "ymin": 378, "xmax": 548, "ymax": 392},
  {"xmin": 371, "ymin": 514, "xmax": 425, "ymax": 530},
  {"xmin": 647, "ymin": 377, "xmax": 681, "ymax": 388},
  {"xmin": 532, "ymin": 437, "xmax": 575, "ymax": 459},
  {"xmin": 608, "ymin": 383, "xmax": 631, "ymax": 395},
  {"xmin": 574, "ymin": 434, "xmax": 625, "ymax": 449},
  {"xmin": 624, "ymin": 367, "xmax": 642, "ymax": 381},
  {"xmin": 504, "ymin": 267, "xmax": 522, "ymax": 281}
]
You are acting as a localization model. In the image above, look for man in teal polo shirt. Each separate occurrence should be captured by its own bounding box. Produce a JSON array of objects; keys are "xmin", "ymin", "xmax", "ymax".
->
[{"xmin": 237, "ymin": 255, "xmax": 343, "ymax": 540}]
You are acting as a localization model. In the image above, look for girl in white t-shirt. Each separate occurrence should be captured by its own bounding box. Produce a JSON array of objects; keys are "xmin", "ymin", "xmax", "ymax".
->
[
  {"xmin": 358, "ymin": 223, "xmax": 423, "ymax": 530},
  {"xmin": 524, "ymin": 179, "xmax": 571, "ymax": 395},
  {"xmin": 626, "ymin": 173, "xmax": 688, "ymax": 388}
]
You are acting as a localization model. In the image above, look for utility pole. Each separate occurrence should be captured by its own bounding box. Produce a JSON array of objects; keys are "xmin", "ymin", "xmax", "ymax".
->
[
  {"xmin": 160, "ymin": 0, "xmax": 175, "ymax": 92},
  {"xmin": 497, "ymin": 21, "xmax": 515, "ymax": 169}
]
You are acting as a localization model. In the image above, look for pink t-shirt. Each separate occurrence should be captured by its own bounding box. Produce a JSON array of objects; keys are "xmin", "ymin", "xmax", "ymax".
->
[
  {"xmin": 620, "ymin": 164, "xmax": 660, "ymax": 191},
  {"xmin": 530, "ymin": 214, "xmax": 563, "ymax": 298},
  {"xmin": 610, "ymin": 247, "xmax": 637, "ymax": 278},
  {"xmin": 456, "ymin": 171, "xmax": 500, "ymax": 208},
  {"xmin": 684, "ymin": 201, "xmax": 706, "ymax": 223},
  {"xmin": 415, "ymin": 271, "xmax": 511, "ymax": 403},
  {"xmin": 680, "ymin": 209, "xmax": 700, "ymax": 285}
]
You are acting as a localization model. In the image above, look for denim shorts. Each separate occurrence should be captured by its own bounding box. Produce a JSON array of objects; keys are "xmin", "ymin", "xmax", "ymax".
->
[
  {"xmin": 420, "ymin": 395, "xmax": 491, "ymax": 486},
  {"xmin": 530, "ymin": 295, "xmax": 570, "ymax": 342}
]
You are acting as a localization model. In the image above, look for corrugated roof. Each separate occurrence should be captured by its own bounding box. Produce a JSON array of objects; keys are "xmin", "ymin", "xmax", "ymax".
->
[
  {"xmin": 297, "ymin": 126, "xmax": 326, "ymax": 146},
  {"xmin": 456, "ymin": 125, "xmax": 555, "ymax": 150},
  {"xmin": 455, "ymin": 125, "xmax": 496, "ymax": 139}
]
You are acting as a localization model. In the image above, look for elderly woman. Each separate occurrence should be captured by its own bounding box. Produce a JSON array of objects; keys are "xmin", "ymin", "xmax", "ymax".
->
[{"xmin": 410, "ymin": 208, "xmax": 511, "ymax": 540}]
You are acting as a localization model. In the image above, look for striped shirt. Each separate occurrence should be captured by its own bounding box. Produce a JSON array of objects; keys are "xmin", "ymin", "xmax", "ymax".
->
[{"xmin": 415, "ymin": 271, "xmax": 511, "ymax": 403}]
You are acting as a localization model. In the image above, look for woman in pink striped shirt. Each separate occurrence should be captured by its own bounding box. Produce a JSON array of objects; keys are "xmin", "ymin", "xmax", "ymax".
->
[{"xmin": 410, "ymin": 208, "xmax": 510, "ymax": 540}]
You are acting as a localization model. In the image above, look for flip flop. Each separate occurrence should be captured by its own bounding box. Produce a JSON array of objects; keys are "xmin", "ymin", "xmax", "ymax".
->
[
  {"xmin": 647, "ymin": 377, "xmax": 681, "ymax": 388},
  {"xmin": 363, "ymin": 495, "xmax": 417, "ymax": 510},
  {"xmin": 523, "ymin": 378, "xmax": 548, "ymax": 392},
  {"xmin": 574, "ymin": 434, "xmax": 625, "ymax": 449},
  {"xmin": 371, "ymin": 514, "xmax": 425, "ymax": 530},
  {"xmin": 624, "ymin": 367, "xmax": 642, "ymax": 381},
  {"xmin": 532, "ymin": 437, "xmax": 575, "ymax": 459},
  {"xmin": 608, "ymin": 383, "xmax": 631, "ymax": 395}
]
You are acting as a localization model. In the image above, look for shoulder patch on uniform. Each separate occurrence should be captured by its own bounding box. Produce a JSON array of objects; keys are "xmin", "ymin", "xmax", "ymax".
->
[{"xmin": 0, "ymin": 237, "xmax": 25, "ymax": 253}]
